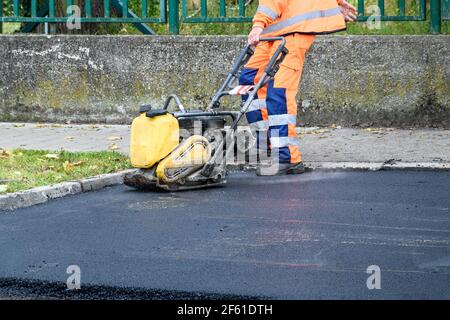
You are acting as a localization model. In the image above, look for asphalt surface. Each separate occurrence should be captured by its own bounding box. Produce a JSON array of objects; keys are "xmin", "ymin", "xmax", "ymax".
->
[{"xmin": 0, "ymin": 171, "xmax": 449, "ymax": 299}]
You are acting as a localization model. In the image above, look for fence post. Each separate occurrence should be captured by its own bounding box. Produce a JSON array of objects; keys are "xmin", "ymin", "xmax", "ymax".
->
[
  {"xmin": 430, "ymin": 0, "xmax": 442, "ymax": 34},
  {"xmin": 0, "ymin": 0, "xmax": 3, "ymax": 34},
  {"xmin": 169, "ymin": 0, "xmax": 180, "ymax": 34}
]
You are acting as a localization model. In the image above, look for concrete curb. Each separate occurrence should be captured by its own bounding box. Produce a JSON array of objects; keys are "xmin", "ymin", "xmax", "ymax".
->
[
  {"xmin": 229, "ymin": 161, "xmax": 449, "ymax": 172},
  {"xmin": 304, "ymin": 161, "xmax": 450, "ymax": 171},
  {"xmin": 1, "ymin": 162, "xmax": 448, "ymax": 212},
  {"xmin": 0, "ymin": 169, "xmax": 137, "ymax": 212}
]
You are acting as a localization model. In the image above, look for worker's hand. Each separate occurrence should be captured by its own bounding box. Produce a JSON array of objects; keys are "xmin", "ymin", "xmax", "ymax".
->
[
  {"xmin": 248, "ymin": 26, "xmax": 263, "ymax": 46},
  {"xmin": 339, "ymin": 0, "xmax": 357, "ymax": 22}
]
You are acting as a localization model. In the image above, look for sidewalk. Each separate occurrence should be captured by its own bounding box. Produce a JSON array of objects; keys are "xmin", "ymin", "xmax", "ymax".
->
[{"xmin": 0, "ymin": 122, "xmax": 449, "ymax": 166}]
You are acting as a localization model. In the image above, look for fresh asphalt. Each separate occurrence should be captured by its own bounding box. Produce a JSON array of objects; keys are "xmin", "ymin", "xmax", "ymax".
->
[{"xmin": 0, "ymin": 171, "xmax": 449, "ymax": 299}]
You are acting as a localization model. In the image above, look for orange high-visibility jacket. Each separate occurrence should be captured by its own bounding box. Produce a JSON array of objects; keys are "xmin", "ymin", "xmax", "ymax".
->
[{"xmin": 253, "ymin": 0, "xmax": 346, "ymax": 36}]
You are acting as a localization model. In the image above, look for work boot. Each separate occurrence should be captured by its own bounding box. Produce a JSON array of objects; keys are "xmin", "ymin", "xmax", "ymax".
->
[{"xmin": 256, "ymin": 162, "xmax": 306, "ymax": 176}]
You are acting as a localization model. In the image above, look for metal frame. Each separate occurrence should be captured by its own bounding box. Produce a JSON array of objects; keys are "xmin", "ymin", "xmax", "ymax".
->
[
  {"xmin": 444, "ymin": 0, "xmax": 450, "ymax": 20},
  {"xmin": 200, "ymin": 37, "xmax": 287, "ymax": 177},
  {"xmin": 0, "ymin": 0, "xmax": 166, "ymax": 23},
  {"xmin": 181, "ymin": 0, "xmax": 252, "ymax": 23},
  {"xmin": 0, "ymin": 0, "xmax": 167, "ymax": 34}
]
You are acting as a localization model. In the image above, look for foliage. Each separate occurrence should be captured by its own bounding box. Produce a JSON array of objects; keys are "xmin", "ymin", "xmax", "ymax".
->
[{"xmin": 0, "ymin": 149, "xmax": 131, "ymax": 193}]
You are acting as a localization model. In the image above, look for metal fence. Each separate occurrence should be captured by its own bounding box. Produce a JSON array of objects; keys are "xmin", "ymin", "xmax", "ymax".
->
[
  {"xmin": 0, "ymin": 0, "xmax": 448, "ymax": 34},
  {"xmin": 443, "ymin": 0, "xmax": 450, "ymax": 19},
  {"xmin": 0, "ymin": 0, "xmax": 167, "ymax": 34}
]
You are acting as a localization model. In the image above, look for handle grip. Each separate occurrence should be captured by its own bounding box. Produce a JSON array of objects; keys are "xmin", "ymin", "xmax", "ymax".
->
[
  {"xmin": 206, "ymin": 37, "xmax": 287, "ymax": 110},
  {"xmin": 258, "ymin": 37, "xmax": 288, "ymax": 77},
  {"xmin": 259, "ymin": 36, "xmax": 286, "ymax": 46},
  {"xmin": 267, "ymin": 47, "xmax": 289, "ymax": 77},
  {"xmin": 236, "ymin": 37, "xmax": 285, "ymax": 74}
]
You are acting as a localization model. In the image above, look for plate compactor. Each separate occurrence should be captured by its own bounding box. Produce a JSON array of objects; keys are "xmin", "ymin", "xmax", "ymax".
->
[{"xmin": 124, "ymin": 37, "xmax": 288, "ymax": 191}]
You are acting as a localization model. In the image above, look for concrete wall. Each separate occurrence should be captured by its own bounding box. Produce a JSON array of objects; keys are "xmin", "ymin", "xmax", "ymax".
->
[{"xmin": 0, "ymin": 35, "xmax": 449, "ymax": 127}]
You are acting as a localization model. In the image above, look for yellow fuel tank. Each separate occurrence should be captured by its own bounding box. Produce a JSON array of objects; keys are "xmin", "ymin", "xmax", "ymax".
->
[{"xmin": 130, "ymin": 113, "xmax": 179, "ymax": 168}]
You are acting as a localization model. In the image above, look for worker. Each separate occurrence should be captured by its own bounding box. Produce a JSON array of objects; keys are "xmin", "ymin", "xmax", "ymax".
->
[{"xmin": 240, "ymin": 0, "xmax": 357, "ymax": 175}]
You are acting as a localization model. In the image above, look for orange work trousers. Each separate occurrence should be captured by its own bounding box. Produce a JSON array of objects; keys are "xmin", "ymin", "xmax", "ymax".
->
[{"xmin": 239, "ymin": 33, "xmax": 316, "ymax": 164}]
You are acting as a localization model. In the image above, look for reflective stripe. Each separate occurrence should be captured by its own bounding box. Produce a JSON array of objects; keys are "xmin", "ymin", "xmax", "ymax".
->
[
  {"xmin": 248, "ymin": 99, "xmax": 266, "ymax": 112},
  {"xmin": 249, "ymin": 120, "xmax": 269, "ymax": 130},
  {"xmin": 257, "ymin": 5, "xmax": 279, "ymax": 20},
  {"xmin": 270, "ymin": 137, "xmax": 300, "ymax": 148},
  {"xmin": 230, "ymin": 85, "xmax": 254, "ymax": 95},
  {"xmin": 262, "ymin": 7, "xmax": 342, "ymax": 34},
  {"xmin": 268, "ymin": 114, "xmax": 297, "ymax": 126}
]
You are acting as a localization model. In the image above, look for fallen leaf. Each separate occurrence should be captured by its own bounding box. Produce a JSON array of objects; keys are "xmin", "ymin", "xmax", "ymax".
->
[
  {"xmin": 62, "ymin": 160, "xmax": 84, "ymax": 172},
  {"xmin": 65, "ymin": 136, "xmax": 75, "ymax": 140},
  {"xmin": 365, "ymin": 128, "xmax": 383, "ymax": 133},
  {"xmin": 35, "ymin": 123, "xmax": 47, "ymax": 128},
  {"xmin": 107, "ymin": 136, "xmax": 122, "ymax": 141},
  {"xmin": 44, "ymin": 153, "xmax": 59, "ymax": 159},
  {"xmin": 0, "ymin": 185, "xmax": 8, "ymax": 193},
  {"xmin": 109, "ymin": 143, "xmax": 119, "ymax": 150},
  {"xmin": 63, "ymin": 161, "xmax": 74, "ymax": 172},
  {"xmin": 13, "ymin": 124, "xmax": 25, "ymax": 127},
  {"xmin": 51, "ymin": 124, "xmax": 63, "ymax": 128},
  {"xmin": 0, "ymin": 149, "xmax": 11, "ymax": 158},
  {"xmin": 308, "ymin": 129, "xmax": 330, "ymax": 135}
]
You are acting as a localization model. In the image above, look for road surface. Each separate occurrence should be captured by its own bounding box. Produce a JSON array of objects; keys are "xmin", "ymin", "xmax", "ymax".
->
[{"xmin": 0, "ymin": 171, "xmax": 449, "ymax": 299}]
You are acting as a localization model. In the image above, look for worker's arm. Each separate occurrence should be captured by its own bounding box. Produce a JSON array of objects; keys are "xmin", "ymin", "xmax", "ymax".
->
[
  {"xmin": 247, "ymin": 0, "xmax": 357, "ymax": 45},
  {"xmin": 338, "ymin": 0, "xmax": 357, "ymax": 22},
  {"xmin": 248, "ymin": 0, "xmax": 286, "ymax": 45},
  {"xmin": 251, "ymin": 0, "xmax": 356, "ymax": 28},
  {"xmin": 252, "ymin": 0, "xmax": 286, "ymax": 29}
]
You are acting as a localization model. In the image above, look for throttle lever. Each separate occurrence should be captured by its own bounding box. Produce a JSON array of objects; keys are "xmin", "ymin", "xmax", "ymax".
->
[
  {"xmin": 267, "ymin": 47, "xmax": 289, "ymax": 77},
  {"xmin": 231, "ymin": 45, "xmax": 256, "ymax": 77}
]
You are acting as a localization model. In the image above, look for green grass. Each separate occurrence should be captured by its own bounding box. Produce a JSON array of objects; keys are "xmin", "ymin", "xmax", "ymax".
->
[
  {"xmin": 0, "ymin": 149, "xmax": 131, "ymax": 193},
  {"xmin": 0, "ymin": 22, "xmax": 21, "ymax": 34}
]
